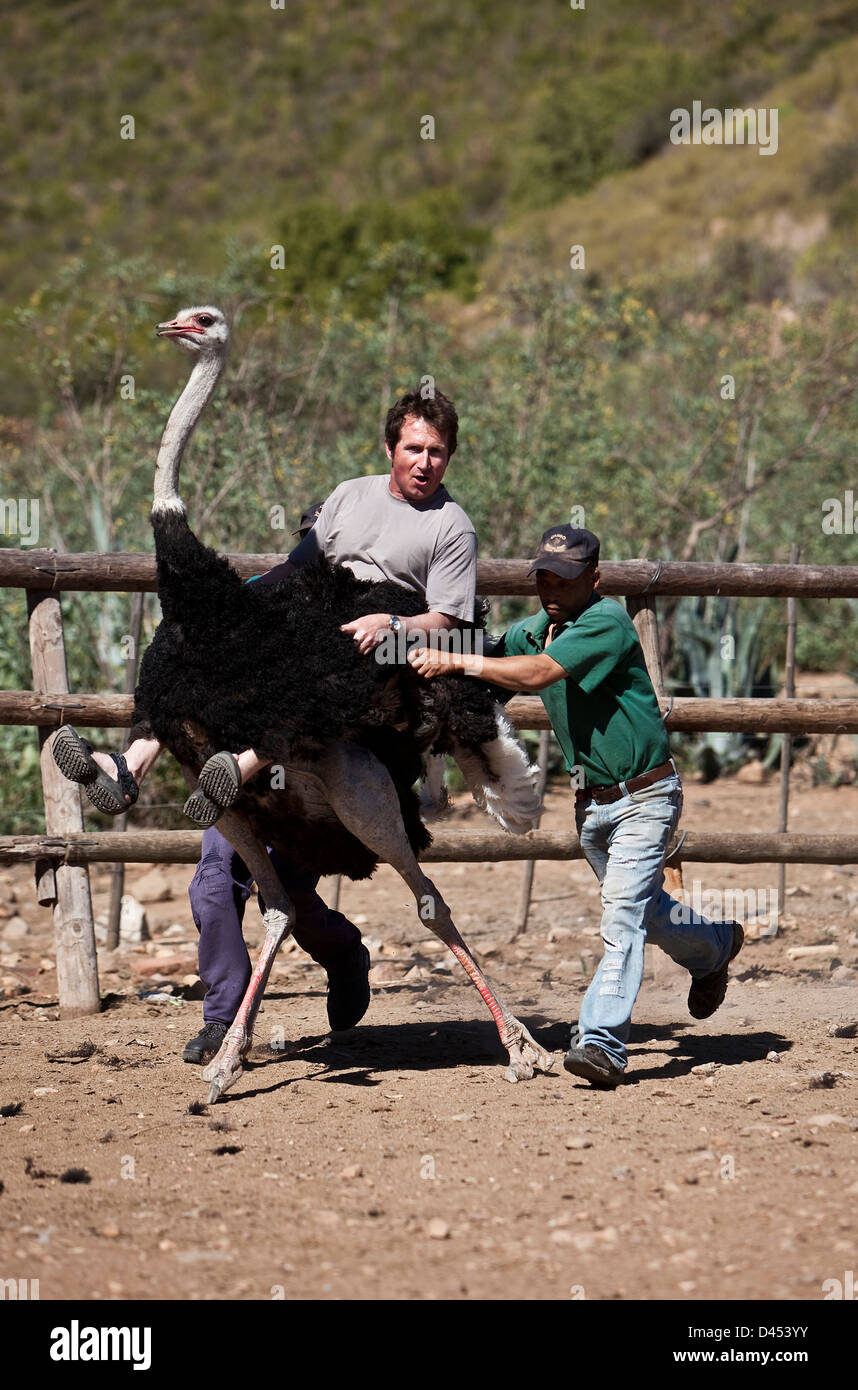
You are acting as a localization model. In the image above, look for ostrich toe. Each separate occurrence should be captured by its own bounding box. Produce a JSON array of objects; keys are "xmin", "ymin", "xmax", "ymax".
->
[
  {"xmin": 201, "ymin": 1023, "xmax": 251, "ymax": 1102},
  {"xmin": 503, "ymin": 1019, "xmax": 556, "ymax": 1084}
]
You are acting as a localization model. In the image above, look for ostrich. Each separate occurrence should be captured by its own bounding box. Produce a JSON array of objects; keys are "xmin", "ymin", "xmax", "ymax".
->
[{"xmin": 111, "ymin": 306, "xmax": 554, "ymax": 1101}]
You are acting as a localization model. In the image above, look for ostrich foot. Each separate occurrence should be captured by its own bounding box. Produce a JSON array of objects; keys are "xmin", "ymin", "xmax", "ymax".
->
[
  {"xmin": 201, "ymin": 1024, "xmax": 252, "ymax": 1103},
  {"xmin": 199, "ymin": 906, "xmax": 294, "ymax": 1102},
  {"xmin": 503, "ymin": 1017, "xmax": 556, "ymax": 1084}
]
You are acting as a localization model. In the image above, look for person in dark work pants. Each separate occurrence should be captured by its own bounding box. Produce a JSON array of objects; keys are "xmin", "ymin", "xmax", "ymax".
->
[
  {"xmin": 181, "ymin": 388, "xmax": 477, "ymax": 1062},
  {"xmin": 182, "ymin": 498, "xmax": 369, "ymax": 1059},
  {"xmin": 188, "ymin": 830, "xmax": 360, "ymax": 1039}
]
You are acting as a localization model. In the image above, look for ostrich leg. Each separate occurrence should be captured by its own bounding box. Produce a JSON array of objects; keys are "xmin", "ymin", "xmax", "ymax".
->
[
  {"xmin": 319, "ymin": 745, "xmax": 555, "ymax": 1081},
  {"xmin": 186, "ymin": 797, "xmax": 297, "ymax": 1103}
]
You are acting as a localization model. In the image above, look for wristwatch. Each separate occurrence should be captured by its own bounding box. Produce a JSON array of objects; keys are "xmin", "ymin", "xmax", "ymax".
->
[{"xmin": 388, "ymin": 615, "xmax": 402, "ymax": 634}]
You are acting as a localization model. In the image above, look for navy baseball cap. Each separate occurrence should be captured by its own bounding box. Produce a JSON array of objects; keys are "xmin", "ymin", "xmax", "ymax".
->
[
  {"xmin": 527, "ymin": 525, "xmax": 600, "ymax": 579},
  {"xmin": 293, "ymin": 501, "xmax": 324, "ymax": 536}
]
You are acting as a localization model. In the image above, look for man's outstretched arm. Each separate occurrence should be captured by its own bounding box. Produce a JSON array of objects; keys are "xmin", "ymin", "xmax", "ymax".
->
[{"xmin": 408, "ymin": 646, "xmax": 566, "ymax": 692}]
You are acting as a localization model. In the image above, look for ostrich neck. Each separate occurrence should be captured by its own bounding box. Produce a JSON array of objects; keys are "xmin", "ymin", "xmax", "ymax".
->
[{"xmin": 153, "ymin": 353, "xmax": 225, "ymax": 512}]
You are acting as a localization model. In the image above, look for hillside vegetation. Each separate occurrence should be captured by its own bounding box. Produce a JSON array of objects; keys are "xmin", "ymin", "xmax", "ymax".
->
[{"xmin": 2, "ymin": 0, "xmax": 858, "ymax": 830}]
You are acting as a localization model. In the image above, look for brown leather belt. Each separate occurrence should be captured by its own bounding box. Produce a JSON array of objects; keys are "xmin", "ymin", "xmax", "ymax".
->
[{"xmin": 575, "ymin": 759, "xmax": 677, "ymax": 805}]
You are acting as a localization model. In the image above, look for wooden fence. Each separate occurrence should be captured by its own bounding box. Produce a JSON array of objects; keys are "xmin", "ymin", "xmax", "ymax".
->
[{"xmin": 3, "ymin": 547, "xmax": 858, "ymax": 1016}]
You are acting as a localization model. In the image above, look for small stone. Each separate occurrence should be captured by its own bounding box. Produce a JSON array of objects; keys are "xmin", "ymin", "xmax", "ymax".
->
[
  {"xmin": 426, "ymin": 1217, "xmax": 450, "ymax": 1240},
  {"xmin": 745, "ymin": 1095, "xmax": 762, "ymax": 1105},
  {"xmin": 547, "ymin": 926, "xmax": 573, "ymax": 943},
  {"xmin": 402, "ymin": 965, "xmax": 431, "ymax": 984},
  {"xmin": 18, "ymin": 1124, "xmax": 35, "ymax": 1134},
  {"xmin": 130, "ymin": 871, "xmax": 173, "ymax": 903},
  {"xmin": 766, "ymin": 1051, "xmax": 780, "ymax": 1063},
  {"xmin": 158, "ymin": 1239, "xmax": 176, "ymax": 1252},
  {"xmin": 565, "ymin": 1136, "xmax": 592, "ymax": 1150},
  {"xmin": 828, "ymin": 1021, "xmax": 858, "ymax": 1038},
  {"xmin": 368, "ymin": 962, "xmax": 403, "ymax": 986},
  {"xmin": 340, "ymin": 1164, "xmax": 363, "ymax": 1179},
  {"xmin": 133, "ymin": 954, "xmax": 196, "ymax": 978},
  {"xmin": 2, "ymin": 917, "xmax": 29, "ymax": 940},
  {"xmin": 32, "ymin": 1088, "xmax": 58, "ymax": 1097},
  {"xmin": 737, "ymin": 760, "xmax": 767, "ymax": 784},
  {"xmin": 610, "ymin": 1165, "xmax": 632, "ymax": 1179},
  {"xmin": 806, "ymin": 1114, "xmax": 848, "ymax": 1129},
  {"xmin": 119, "ymin": 895, "xmax": 149, "ymax": 944},
  {"xmin": 787, "ymin": 944, "xmax": 839, "ymax": 961},
  {"xmin": 830, "ymin": 965, "xmax": 856, "ymax": 984},
  {"xmin": 691, "ymin": 1062, "xmax": 719, "ymax": 1075},
  {"xmin": 550, "ymin": 1229, "xmax": 575, "ymax": 1245},
  {"xmin": 100, "ymin": 1224, "xmax": 120, "ymax": 1239}
]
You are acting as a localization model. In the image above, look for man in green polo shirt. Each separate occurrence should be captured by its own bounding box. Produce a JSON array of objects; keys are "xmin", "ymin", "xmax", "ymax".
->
[{"xmin": 409, "ymin": 524, "xmax": 743, "ymax": 1089}]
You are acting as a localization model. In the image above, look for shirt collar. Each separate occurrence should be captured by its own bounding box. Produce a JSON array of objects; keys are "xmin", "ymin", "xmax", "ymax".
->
[{"xmin": 522, "ymin": 595, "xmax": 601, "ymax": 649}]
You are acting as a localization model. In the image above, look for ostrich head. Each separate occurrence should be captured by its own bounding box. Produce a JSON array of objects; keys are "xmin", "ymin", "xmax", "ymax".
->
[
  {"xmin": 156, "ymin": 305, "xmax": 229, "ymax": 357},
  {"xmin": 151, "ymin": 306, "xmax": 230, "ymax": 514}
]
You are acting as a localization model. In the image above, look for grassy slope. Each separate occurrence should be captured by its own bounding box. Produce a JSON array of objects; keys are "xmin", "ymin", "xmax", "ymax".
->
[
  {"xmin": 486, "ymin": 33, "xmax": 858, "ymax": 295},
  {"xmin": 3, "ymin": 0, "xmax": 857, "ymax": 317}
]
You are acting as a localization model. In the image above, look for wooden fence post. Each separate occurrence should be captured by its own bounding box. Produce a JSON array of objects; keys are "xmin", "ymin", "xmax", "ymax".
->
[
  {"xmin": 26, "ymin": 590, "xmax": 99, "ymax": 1017},
  {"xmin": 626, "ymin": 590, "xmax": 684, "ymax": 895},
  {"xmin": 776, "ymin": 543, "xmax": 800, "ymax": 926},
  {"xmin": 105, "ymin": 591, "xmax": 145, "ymax": 950},
  {"xmin": 513, "ymin": 728, "xmax": 551, "ymax": 936}
]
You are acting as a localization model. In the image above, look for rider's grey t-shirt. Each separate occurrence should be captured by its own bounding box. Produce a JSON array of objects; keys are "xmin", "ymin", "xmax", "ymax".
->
[{"xmin": 287, "ymin": 474, "xmax": 477, "ymax": 621}]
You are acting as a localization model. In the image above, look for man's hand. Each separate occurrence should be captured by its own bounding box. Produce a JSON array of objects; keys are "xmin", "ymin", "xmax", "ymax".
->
[
  {"xmin": 408, "ymin": 647, "xmax": 464, "ymax": 679},
  {"xmin": 340, "ymin": 614, "xmax": 391, "ymax": 655}
]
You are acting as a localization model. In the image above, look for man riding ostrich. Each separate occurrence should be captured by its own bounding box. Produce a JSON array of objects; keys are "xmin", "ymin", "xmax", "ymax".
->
[{"xmin": 52, "ymin": 306, "xmax": 554, "ymax": 1101}]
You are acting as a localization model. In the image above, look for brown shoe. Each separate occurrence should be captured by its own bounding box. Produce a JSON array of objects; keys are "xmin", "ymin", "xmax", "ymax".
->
[
  {"xmin": 688, "ymin": 922, "xmax": 744, "ymax": 1019},
  {"xmin": 563, "ymin": 1042, "xmax": 624, "ymax": 1089}
]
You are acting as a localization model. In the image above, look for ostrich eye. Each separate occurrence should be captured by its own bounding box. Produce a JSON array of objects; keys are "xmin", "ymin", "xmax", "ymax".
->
[{"xmin": 197, "ymin": 314, "xmax": 214, "ymax": 327}]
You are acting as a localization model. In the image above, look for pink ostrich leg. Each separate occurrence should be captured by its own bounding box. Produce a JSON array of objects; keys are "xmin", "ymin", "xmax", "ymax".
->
[
  {"xmin": 319, "ymin": 744, "xmax": 555, "ymax": 1081},
  {"xmin": 192, "ymin": 805, "xmax": 297, "ymax": 1103}
]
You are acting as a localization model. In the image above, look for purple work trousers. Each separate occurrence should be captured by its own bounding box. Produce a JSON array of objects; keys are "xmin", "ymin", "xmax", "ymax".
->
[{"xmin": 188, "ymin": 825, "xmax": 361, "ymax": 1025}]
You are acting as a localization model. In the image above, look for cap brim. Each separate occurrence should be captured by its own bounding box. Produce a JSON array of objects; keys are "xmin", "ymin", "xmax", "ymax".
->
[{"xmin": 528, "ymin": 557, "xmax": 593, "ymax": 580}]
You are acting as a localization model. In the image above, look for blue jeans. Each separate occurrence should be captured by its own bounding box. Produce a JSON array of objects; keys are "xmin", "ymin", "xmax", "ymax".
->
[
  {"xmin": 189, "ymin": 825, "xmax": 361, "ymax": 1025},
  {"xmin": 572, "ymin": 773, "xmax": 734, "ymax": 1069}
]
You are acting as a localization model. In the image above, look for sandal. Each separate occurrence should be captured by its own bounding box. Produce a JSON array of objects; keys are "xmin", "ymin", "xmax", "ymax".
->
[
  {"xmin": 183, "ymin": 788, "xmax": 224, "ymax": 828},
  {"xmin": 51, "ymin": 724, "xmax": 139, "ymax": 815},
  {"xmin": 197, "ymin": 751, "xmax": 243, "ymax": 810}
]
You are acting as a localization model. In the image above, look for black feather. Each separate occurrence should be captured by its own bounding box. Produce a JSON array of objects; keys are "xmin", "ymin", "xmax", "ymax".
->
[{"xmin": 136, "ymin": 512, "xmax": 499, "ymax": 880}]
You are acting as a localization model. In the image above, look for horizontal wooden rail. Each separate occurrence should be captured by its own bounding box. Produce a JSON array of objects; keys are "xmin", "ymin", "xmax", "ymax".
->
[
  {"xmin": 3, "ymin": 829, "xmax": 858, "ymax": 866},
  {"xmin": 5, "ymin": 691, "xmax": 858, "ymax": 735},
  {"xmin": 511, "ymin": 696, "xmax": 858, "ymax": 734},
  {"xmin": 4, "ymin": 549, "xmax": 858, "ymax": 598}
]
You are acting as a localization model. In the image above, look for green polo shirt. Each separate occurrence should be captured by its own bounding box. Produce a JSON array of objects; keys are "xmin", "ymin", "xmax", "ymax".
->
[{"xmin": 499, "ymin": 595, "xmax": 669, "ymax": 786}]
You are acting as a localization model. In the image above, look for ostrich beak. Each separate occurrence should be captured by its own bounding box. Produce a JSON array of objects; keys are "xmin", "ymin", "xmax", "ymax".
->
[{"xmin": 156, "ymin": 319, "xmax": 202, "ymax": 338}]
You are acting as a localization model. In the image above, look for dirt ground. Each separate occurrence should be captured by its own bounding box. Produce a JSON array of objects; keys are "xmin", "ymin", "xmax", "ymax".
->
[{"xmin": 1, "ymin": 773, "xmax": 856, "ymax": 1303}]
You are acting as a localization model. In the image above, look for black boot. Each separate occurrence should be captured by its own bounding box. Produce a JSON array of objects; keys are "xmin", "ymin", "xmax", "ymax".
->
[
  {"xmin": 326, "ymin": 944, "xmax": 371, "ymax": 1031},
  {"xmin": 182, "ymin": 1021, "xmax": 228, "ymax": 1064}
]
